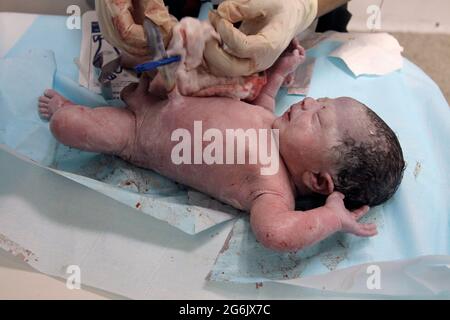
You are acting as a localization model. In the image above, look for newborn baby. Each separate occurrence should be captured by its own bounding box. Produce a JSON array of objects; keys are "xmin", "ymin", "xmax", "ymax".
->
[{"xmin": 38, "ymin": 46, "xmax": 405, "ymax": 252}]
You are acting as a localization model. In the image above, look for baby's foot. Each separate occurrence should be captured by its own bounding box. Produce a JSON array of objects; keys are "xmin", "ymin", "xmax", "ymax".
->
[
  {"xmin": 270, "ymin": 40, "xmax": 306, "ymax": 79},
  {"xmin": 38, "ymin": 89, "xmax": 73, "ymax": 120}
]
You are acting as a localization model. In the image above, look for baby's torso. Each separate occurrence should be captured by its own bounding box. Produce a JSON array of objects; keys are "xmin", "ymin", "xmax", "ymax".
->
[{"xmin": 131, "ymin": 96, "xmax": 296, "ymax": 210}]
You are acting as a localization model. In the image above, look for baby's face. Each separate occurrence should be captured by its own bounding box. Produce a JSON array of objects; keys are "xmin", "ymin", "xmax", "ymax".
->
[{"xmin": 273, "ymin": 97, "xmax": 368, "ymax": 182}]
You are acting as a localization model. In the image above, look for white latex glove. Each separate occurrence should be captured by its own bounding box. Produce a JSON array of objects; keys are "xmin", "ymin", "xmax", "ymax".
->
[
  {"xmin": 95, "ymin": 0, "xmax": 178, "ymax": 57},
  {"xmin": 204, "ymin": 0, "xmax": 318, "ymax": 77}
]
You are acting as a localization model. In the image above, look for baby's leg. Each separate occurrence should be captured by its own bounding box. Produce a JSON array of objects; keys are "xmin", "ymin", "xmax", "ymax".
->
[
  {"xmin": 39, "ymin": 90, "xmax": 136, "ymax": 159},
  {"xmin": 252, "ymin": 41, "xmax": 306, "ymax": 112},
  {"xmin": 120, "ymin": 73, "xmax": 161, "ymax": 113}
]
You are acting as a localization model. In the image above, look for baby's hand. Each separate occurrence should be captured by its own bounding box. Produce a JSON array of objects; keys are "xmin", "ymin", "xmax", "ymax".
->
[{"xmin": 325, "ymin": 192, "xmax": 378, "ymax": 237}]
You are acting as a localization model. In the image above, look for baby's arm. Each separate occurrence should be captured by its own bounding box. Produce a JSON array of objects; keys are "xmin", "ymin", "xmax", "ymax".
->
[
  {"xmin": 251, "ymin": 40, "xmax": 305, "ymax": 112},
  {"xmin": 250, "ymin": 192, "xmax": 377, "ymax": 252}
]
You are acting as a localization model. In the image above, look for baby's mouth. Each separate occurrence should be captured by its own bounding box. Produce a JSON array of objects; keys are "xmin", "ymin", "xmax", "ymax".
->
[{"xmin": 283, "ymin": 107, "xmax": 292, "ymax": 121}]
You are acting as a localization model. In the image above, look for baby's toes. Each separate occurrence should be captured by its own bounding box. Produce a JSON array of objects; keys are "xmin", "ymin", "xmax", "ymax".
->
[
  {"xmin": 38, "ymin": 103, "xmax": 49, "ymax": 111},
  {"xmin": 287, "ymin": 50, "xmax": 304, "ymax": 71},
  {"xmin": 293, "ymin": 48, "xmax": 306, "ymax": 65},
  {"xmin": 44, "ymin": 89, "xmax": 58, "ymax": 98},
  {"xmin": 295, "ymin": 44, "xmax": 305, "ymax": 56},
  {"xmin": 283, "ymin": 73, "xmax": 294, "ymax": 87},
  {"xmin": 38, "ymin": 107, "xmax": 50, "ymax": 120},
  {"xmin": 39, "ymin": 96, "xmax": 50, "ymax": 105}
]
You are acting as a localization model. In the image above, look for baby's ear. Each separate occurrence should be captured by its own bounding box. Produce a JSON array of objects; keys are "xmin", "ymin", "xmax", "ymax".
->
[{"xmin": 302, "ymin": 171, "xmax": 334, "ymax": 195}]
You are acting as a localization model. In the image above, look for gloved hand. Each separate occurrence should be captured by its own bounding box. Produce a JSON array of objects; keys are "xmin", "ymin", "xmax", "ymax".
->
[
  {"xmin": 95, "ymin": 0, "xmax": 178, "ymax": 57},
  {"xmin": 204, "ymin": 0, "xmax": 318, "ymax": 77}
]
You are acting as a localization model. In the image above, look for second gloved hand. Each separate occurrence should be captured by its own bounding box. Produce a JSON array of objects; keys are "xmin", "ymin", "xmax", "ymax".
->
[{"xmin": 204, "ymin": 0, "xmax": 318, "ymax": 77}]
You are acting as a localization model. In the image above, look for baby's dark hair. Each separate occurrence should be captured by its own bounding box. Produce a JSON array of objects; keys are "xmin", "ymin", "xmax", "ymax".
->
[{"xmin": 331, "ymin": 105, "xmax": 406, "ymax": 209}]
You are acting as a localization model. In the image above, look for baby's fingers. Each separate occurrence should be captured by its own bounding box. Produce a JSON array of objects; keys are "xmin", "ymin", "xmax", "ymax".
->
[
  {"xmin": 352, "ymin": 223, "xmax": 378, "ymax": 237},
  {"xmin": 351, "ymin": 205, "xmax": 370, "ymax": 220}
]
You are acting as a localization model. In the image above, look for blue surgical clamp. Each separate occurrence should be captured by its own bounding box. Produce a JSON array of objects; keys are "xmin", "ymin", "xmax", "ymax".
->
[
  {"xmin": 134, "ymin": 18, "xmax": 180, "ymax": 90},
  {"xmin": 134, "ymin": 55, "xmax": 181, "ymax": 73}
]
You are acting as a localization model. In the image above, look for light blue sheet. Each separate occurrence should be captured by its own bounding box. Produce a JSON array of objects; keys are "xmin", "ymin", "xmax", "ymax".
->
[{"xmin": 0, "ymin": 13, "xmax": 449, "ymax": 294}]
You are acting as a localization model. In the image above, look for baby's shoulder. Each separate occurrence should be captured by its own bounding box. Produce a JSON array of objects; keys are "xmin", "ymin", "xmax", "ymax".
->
[{"xmin": 248, "ymin": 168, "xmax": 296, "ymax": 208}]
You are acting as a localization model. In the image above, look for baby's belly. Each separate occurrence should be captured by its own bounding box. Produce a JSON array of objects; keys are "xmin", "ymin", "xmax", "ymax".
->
[
  {"xmin": 155, "ymin": 162, "xmax": 262, "ymax": 210},
  {"xmin": 131, "ymin": 97, "xmax": 287, "ymax": 210},
  {"xmin": 136, "ymin": 135, "xmax": 280, "ymax": 210}
]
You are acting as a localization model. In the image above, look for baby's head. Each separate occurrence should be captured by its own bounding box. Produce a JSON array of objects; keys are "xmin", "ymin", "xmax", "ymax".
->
[{"xmin": 274, "ymin": 97, "xmax": 405, "ymax": 208}]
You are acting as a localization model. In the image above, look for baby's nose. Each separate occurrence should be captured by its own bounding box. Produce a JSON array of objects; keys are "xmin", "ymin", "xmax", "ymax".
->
[{"xmin": 301, "ymin": 97, "xmax": 318, "ymax": 110}]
